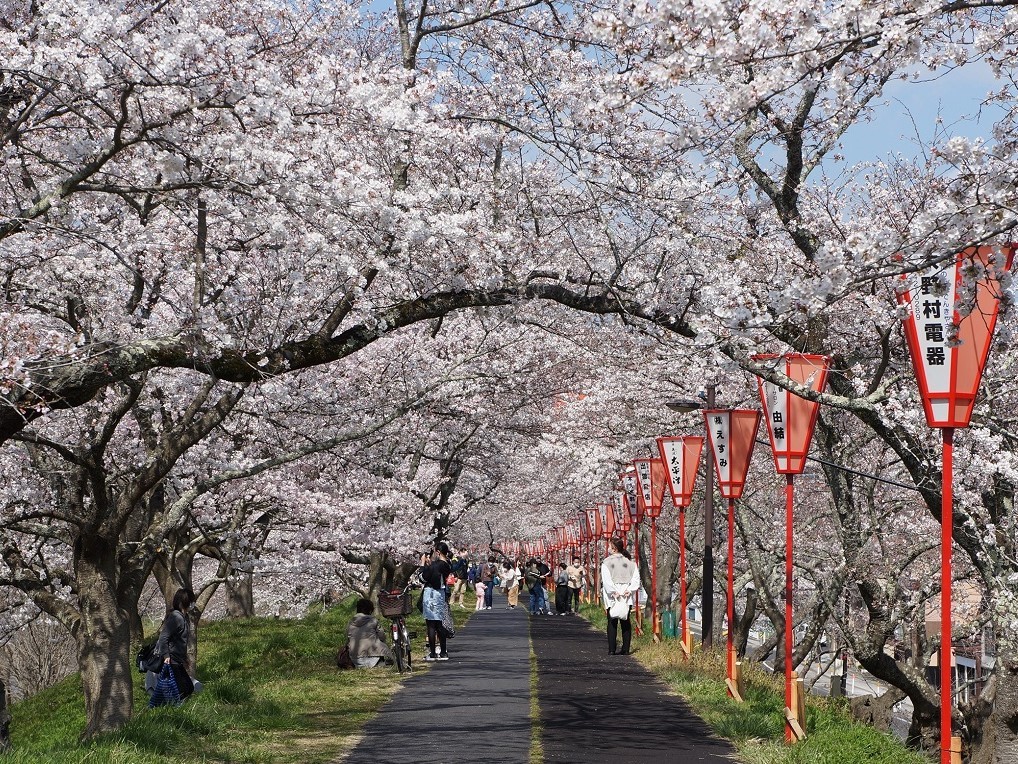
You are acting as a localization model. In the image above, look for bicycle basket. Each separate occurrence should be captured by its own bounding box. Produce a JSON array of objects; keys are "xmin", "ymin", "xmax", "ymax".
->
[{"xmin": 378, "ymin": 590, "xmax": 413, "ymax": 617}]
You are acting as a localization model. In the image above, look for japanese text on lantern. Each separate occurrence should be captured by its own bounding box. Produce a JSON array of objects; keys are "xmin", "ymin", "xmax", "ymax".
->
[
  {"xmin": 711, "ymin": 414, "xmax": 731, "ymax": 479},
  {"xmin": 636, "ymin": 459, "xmax": 653, "ymax": 506},
  {"xmin": 906, "ymin": 271, "xmax": 952, "ymax": 389}
]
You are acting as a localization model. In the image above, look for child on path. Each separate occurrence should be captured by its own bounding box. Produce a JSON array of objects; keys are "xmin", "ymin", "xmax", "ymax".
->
[{"xmin": 474, "ymin": 580, "xmax": 487, "ymax": 611}]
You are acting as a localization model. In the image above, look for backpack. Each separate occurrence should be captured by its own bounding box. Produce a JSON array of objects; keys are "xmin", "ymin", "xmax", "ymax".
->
[
  {"xmin": 136, "ymin": 640, "xmax": 162, "ymax": 674},
  {"xmin": 336, "ymin": 644, "xmax": 355, "ymax": 670}
]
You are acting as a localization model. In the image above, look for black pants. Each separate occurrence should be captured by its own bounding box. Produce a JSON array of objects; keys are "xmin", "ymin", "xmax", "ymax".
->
[
  {"xmin": 426, "ymin": 620, "xmax": 447, "ymax": 657},
  {"xmin": 607, "ymin": 611, "xmax": 632, "ymax": 654},
  {"xmin": 555, "ymin": 585, "xmax": 571, "ymax": 613},
  {"xmin": 570, "ymin": 587, "xmax": 580, "ymax": 611}
]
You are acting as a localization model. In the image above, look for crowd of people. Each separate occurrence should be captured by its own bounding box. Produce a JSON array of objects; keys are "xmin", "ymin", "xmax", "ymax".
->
[{"xmin": 343, "ymin": 539, "xmax": 643, "ymax": 665}]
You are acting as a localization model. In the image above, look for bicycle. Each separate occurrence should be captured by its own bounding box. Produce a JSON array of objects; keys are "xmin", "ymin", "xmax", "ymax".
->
[{"xmin": 378, "ymin": 582, "xmax": 417, "ymax": 673}]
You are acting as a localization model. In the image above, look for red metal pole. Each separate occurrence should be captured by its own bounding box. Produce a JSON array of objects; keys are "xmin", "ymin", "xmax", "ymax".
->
[
  {"xmin": 651, "ymin": 516, "xmax": 659, "ymax": 638},
  {"xmin": 941, "ymin": 428, "xmax": 954, "ymax": 764},
  {"xmin": 785, "ymin": 474, "xmax": 795, "ymax": 743},
  {"xmin": 680, "ymin": 507, "xmax": 688, "ymax": 656},
  {"xmin": 727, "ymin": 497, "xmax": 735, "ymax": 690},
  {"xmin": 633, "ymin": 522, "xmax": 642, "ymax": 633}
]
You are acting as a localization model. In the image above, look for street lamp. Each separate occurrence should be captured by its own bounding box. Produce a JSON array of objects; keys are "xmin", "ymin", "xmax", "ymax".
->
[{"xmin": 666, "ymin": 384, "xmax": 716, "ymax": 650}]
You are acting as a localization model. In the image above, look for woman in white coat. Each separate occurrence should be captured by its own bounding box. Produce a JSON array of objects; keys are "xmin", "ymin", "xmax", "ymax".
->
[
  {"xmin": 600, "ymin": 537, "xmax": 642, "ymax": 655},
  {"xmin": 501, "ymin": 559, "xmax": 522, "ymax": 609}
]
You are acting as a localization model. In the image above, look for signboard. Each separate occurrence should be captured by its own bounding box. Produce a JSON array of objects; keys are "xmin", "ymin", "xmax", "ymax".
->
[
  {"xmin": 753, "ymin": 354, "xmax": 830, "ymax": 474},
  {"xmin": 703, "ymin": 409, "xmax": 761, "ymax": 499},
  {"xmin": 897, "ymin": 245, "xmax": 1015, "ymax": 428}
]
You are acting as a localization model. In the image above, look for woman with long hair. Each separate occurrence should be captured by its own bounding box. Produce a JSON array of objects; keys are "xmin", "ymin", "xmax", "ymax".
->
[
  {"xmin": 600, "ymin": 538, "xmax": 641, "ymax": 655},
  {"xmin": 419, "ymin": 542, "xmax": 453, "ymax": 661}
]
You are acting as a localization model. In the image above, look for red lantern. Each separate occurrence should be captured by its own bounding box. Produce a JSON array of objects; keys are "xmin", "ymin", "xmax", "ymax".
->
[
  {"xmin": 658, "ymin": 435, "xmax": 704, "ymax": 655},
  {"xmin": 634, "ymin": 459, "xmax": 655, "ymax": 517},
  {"xmin": 583, "ymin": 507, "xmax": 597, "ymax": 540},
  {"xmin": 610, "ymin": 497, "xmax": 627, "ymax": 533},
  {"xmin": 897, "ymin": 245, "xmax": 1015, "ymax": 764},
  {"xmin": 657, "ymin": 436, "xmax": 704, "ymax": 508},
  {"xmin": 898, "ymin": 245, "xmax": 1015, "ymax": 429},
  {"xmin": 753, "ymin": 354, "xmax": 830, "ymax": 474},
  {"xmin": 704, "ymin": 408, "xmax": 761, "ymax": 692},
  {"xmin": 703, "ymin": 409, "xmax": 761, "ymax": 499},
  {"xmin": 752, "ymin": 354, "xmax": 830, "ymax": 741}
]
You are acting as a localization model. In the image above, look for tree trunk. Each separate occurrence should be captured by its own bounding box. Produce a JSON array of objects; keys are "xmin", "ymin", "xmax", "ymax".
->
[
  {"xmin": 849, "ymin": 686, "xmax": 906, "ymax": 732},
  {"xmin": 973, "ymin": 663, "xmax": 1018, "ymax": 764},
  {"xmin": 734, "ymin": 586, "xmax": 759, "ymax": 658},
  {"xmin": 75, "ymin": 536, "xmax": 134, "ymax": 739},
  {"xmin": 363, "ymin": 550, "xmax": 392, "ymax": 601},
  {"xmin": 905, "ymin": 701, "xmax": 939, "ymax": 753},
  {"xmin": 225, "ymin": 573, "xmax": 255, "ymax": 618},
  {"xmin": 0, "ymin": 680, "xmax": 10, "ymax": 752}
]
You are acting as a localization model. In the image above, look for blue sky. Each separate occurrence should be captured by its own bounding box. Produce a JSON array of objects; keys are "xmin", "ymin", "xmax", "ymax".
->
[{"xmin": 837, "ymin": 61, "xmax": 1003, "ymax": 166}]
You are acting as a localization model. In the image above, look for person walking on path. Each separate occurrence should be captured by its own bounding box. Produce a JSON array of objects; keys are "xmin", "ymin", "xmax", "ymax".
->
[
  {"xmin": 347, "ymin": 598, "xmax": 396, "ymax": 667},
  {"xmin": 524, "ymin": 558, "xmax": 543, "ymax": 615},
  {"xmin": 536, "ymin": 557, "xmax": 552, "ymax": 615},
  {"xmin": 420, "ymin": 542, "xmax": 453, "ymax": 661},
  {"xmin": 566, "ymin": 556, "xmax": 585, "ymax": 613},
  {"xmin": 481, "ymin": 555, "xmax": 497, "ymax": 609},
  {"xmin": 450, "ymin": 552, "xmax": 469, "ymax": 609},
  {"xmin": 554, "ymin": 562, "xmax": 571, "ymax": 614},
  {"xmin": 601, "ymin": 538, "xmax": 641, "ymax": 655},
  {"xmin": 501, "ymin": 559, "xmax": 521, "ymax": 609}
]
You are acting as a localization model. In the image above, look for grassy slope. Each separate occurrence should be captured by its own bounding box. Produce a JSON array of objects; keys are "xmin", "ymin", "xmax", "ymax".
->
[
  {"xmin": 10, "ymin": 595, "xmax": 927, "ymax": 764},
  {"xmin": 579, "ymin": 603, "xmax": 929, "ymax": 764},
  {"xmin": 8, "ymin": 597, "xmax": 464, "ymax": 764}
]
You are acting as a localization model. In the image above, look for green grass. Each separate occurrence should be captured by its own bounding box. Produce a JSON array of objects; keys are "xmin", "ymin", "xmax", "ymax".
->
[
  {"xmin": 529, "ymin": 635, "xmax": 542, "ymax": 764},
  {"xmin": 8, "ymin": 594, "xmax": 474, "ymax": 763},
  {"xmin": 576, "ymin": 604, "xmax": 929, "ymax": 764}
]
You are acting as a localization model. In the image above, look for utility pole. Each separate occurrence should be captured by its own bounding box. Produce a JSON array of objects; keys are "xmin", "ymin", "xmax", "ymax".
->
[{"xmin": 701, "ymin": 384, "xmax": 716, "ymax": 650}]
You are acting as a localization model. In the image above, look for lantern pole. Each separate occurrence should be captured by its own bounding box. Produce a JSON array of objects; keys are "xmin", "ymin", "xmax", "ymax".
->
[
  {"xmin": 650, "ymin": 515, "xmax": 660, "ymax": 641},
  {"xmin": 679, "ymin": 506, "xmax": 688, "ymax": 657},
  {"xmin": 726, "ymin": 496, "xmax": 736, "ymax": 688},
  {"xmin": 784, "ymin": 473, "xmax": 795, "ymax": 742},
  {"xmin": 941, "ymin": 427, "xmax": 954, "ymax": 764}
]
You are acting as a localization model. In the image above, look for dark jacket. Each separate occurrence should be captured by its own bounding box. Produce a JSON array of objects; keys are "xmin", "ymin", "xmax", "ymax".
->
[
  {"xmin": 156, "ymin": 610, "xmax": 189, "ymax": 667},
  {"xmin": 524, "ymin": 564, "xmax": 542, "ymax": 592}
]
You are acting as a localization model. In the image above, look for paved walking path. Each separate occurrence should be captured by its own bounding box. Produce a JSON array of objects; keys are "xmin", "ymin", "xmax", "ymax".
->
[
  {"xmin": 531, "ymin": 611, "xmax": 738, "ymax": 763},
  {"xmin": 342, "ymin": 593, "xmax": 737, "ymax": 764},
  {"xmin": 341, "ymin": 597, "xmax": 531, "ymax": 764}
]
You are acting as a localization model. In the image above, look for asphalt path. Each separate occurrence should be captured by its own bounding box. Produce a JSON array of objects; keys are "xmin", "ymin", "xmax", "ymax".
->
[
  {"xmin": 531, "ymin": 611, "xmax": 738, "ymax": 763},
  {"xmin": 341, "ymin": 595, "xmax": 531, "ymax": 764},
  {"xmin": 342, "ymin": 594, "xmax": 738, "ymax": 764}
]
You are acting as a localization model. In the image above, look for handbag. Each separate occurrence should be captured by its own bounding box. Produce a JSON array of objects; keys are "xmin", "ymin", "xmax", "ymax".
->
[
  {"xmin": 439, "ymin": 600, "xmax": 456, "ymax": 639},
  {"xmin": 148, "ymin": 663, "xmax": 182, "ymax": 708},
  {"xmin": 608, "ymin": 598, "xmax": 630, "ymax": 619},
  {"xmin": 336, "ymin": 644, "xmax": 355, "ymax": 670}
]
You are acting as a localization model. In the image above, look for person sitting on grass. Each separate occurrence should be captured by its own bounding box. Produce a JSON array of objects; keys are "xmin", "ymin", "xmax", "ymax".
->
[{"xmin": 347, "ymin": 598, "xmax": 396, "ymax": 668}]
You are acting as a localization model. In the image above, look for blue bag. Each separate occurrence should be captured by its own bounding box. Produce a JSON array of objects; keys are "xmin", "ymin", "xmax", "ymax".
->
[{"xmin": 148, "ymin": 663, "xmax": 182, "ymax": 708}]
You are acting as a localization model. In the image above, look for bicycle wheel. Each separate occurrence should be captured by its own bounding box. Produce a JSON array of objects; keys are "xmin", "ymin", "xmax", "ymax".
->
[
  {"xmin": 392, "ymin": 631, "xmax": 405, "ymax": 672},
  {"xmin": 402, "ymin": 625, "xmax": 412, "ymax": 672}
]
